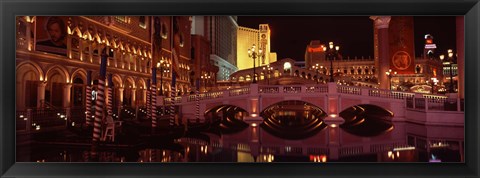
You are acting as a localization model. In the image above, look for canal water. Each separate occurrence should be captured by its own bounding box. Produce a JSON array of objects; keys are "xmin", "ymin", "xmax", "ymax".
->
[{"xmin": 17, "ymin": 115, "xmax": 463, "ymax": 162}]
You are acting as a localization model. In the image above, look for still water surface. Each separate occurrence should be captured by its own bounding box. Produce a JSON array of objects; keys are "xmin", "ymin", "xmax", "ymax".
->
[{"xmin": 18, "ymin": 121, "xmax": 463, "ymax": 163}]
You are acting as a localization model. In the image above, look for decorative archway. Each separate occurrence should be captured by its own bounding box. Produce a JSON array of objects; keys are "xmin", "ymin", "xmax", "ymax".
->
[
  {"xmin": 44, "ymin": 65, "xmax": 70, "ymax": 107},
  {"xmin": 70, "ymin": 68, "xmax": 87, "ymax": 108},
  {"xmin": 16, "ymin": 61, "xmax": 42, "ymax": 109}
]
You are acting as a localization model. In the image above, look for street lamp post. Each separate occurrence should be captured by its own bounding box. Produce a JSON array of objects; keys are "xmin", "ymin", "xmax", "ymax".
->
[
  {"xmin": 325, "ymin": 42, "xmax": 340, "ymax": 82},
  {"xmin": 448, "ymin": 49, "xmax": 455, "ymax": 93},
  {"xmin": 157, "ymin": 61, "xmax": 170, "ymax": 96},
  {"xmin": 385, "ymin": 69, "xmax": 397, "ymax": 90},
  {"xmin": 312, "ymin": 63, "xmax": 320, "ymax": 84},
  {"xmin": 201, "ymin": 73, "xmax": 211, "ymax": 92},
  {"xmin": 430, "ymin": 77, "xmax": 439, "ymax": 94},
  {"xmin": 263, "ymin": 65, "xmax": 273, "ymax": 85},
  {"xmin": 248, "ymin": 44, "xmax": 263, "ymax": 84}
]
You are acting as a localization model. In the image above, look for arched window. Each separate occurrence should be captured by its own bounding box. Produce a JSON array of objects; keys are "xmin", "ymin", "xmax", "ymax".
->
[{"xmin": 283, "ymin": 62, "xmax": 292, "ymax": 71}]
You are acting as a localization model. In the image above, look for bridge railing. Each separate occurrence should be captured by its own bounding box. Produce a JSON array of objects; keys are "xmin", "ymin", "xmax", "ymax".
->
[
  {"xmin": 406, "ymin": 95, "xmax": 463, "ymax": 112},
  {"xmin": 16, "ymin": 108, "xmax": 68, "ymax": 132},
  {"xmin": 337, "ymin": 85, "xmax": 361, "ymax": 95},
  {"xmin": 305, "ymin": 85, "xmax": 329, "ymax": 93},
  {"xmin": 229, "ymin": 87, "xmax": 251, "ymax": 96},
  {"xmin": 160, "ymin": 83, "xmax": 464, "ymax": 113},
  {"xmin": 259, "ymin": 84, "xmax": 329, "ymax": 94},
  {"xmin": 259, "ymin": 86, "xmax": 280, "ymax": 94},
  {"xmin": 367, "ymin": 89, "xmax": 415, "ymax": 100}
]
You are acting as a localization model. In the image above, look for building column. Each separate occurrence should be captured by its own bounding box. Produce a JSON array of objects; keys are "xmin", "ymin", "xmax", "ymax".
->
[
  {"xmin": 89, "ymin": 41, "xmax": 94, "ymax": 63},
  {"xmin": 26, "ymin": 20, "xmax": 33, "ymax": 51},
  {"xmin": 63, "ymin": 83, "xmax": 72, "ymax": 108},
  {"xmin": 79, "ymin": 38, "xmax": 84, "ymax": 61},
  {"xmin": 143, "ymin": 89, "xmax": 147, "ymax": 106},
  {"xmin": 118, "ymin": 87, "xmax": 124, "ymax": 116},
  {"xmin": 118, "ymin": 87, "xmax": 124, "ymax": 105},
  {"xmin": 131, "ymin": 88, "xmax": 136, "ymax": 107},
  {"xmin": 67, "ymin": 35, "xmax": 72, "ymax": 59},
  {"xmin": 37, "ymin": 81, "xmax": 47, "ymax": 108},
  {"xmin": 456, "ymin": 16, "xmax": 464, "ymax": 98},
  {"xmin": 370, "ymin": 16, "xmax": 391, "ymax": 90}
]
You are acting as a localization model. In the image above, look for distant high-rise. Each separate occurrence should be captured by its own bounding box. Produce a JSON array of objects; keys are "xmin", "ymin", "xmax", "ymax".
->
[{"xmin": 237, "ymin": 24, "xmax": 277, "ymax": 71}]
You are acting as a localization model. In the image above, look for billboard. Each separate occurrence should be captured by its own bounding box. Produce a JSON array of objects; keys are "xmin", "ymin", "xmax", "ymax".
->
[{"xmin": 35, "ymin": 16, "xmax": 68, "ymax": 56}]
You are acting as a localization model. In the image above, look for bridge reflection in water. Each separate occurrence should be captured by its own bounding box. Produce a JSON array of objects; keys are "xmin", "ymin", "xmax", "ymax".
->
[{"xmin": 20, "ymin": 102, "xmax": 463, "ymax": 163}]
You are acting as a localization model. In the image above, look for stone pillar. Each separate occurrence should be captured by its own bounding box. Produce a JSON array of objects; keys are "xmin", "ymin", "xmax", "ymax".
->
[
  {"xmin": 118, "ymin": 87, "xmax": 124, "ymax": 117},
  {"xmin": 26, "ymin": 21, "xmax": 32, "ymax": 51},
  {"xmin": 37, "ymin": 82, "xmax": 46, "ymax": 108},
  {"xmin": 120, "ymin": 52, "xmax": 124, "ymax": 69},
  {"xmin": 67, "ymin": 35, "xmax": 72, "ymax": 59},
  {"xmin": 118, "ymin": 87, "xmax": 124, "ymax": 105},
  {"xmin": 63, "ymin": 83, "xmax": 72, "ymax": 108},
  {"xmin": 143, "ymin": 89, "xmax": 147, "ymax": 106},
  {"xmin": 370, "ymin": 16, "xmax": 391, "ymax": 90},
  {"xmin": 456, "ymin": 16, "xmax": 464, "ymax": 99},
  {"xmin": 79, "ymin": 39, "xmax": 84, "ymax": 61},
  {"xmin": 131, "ymin": 88, "xmax": 137, "ymax": 107}
]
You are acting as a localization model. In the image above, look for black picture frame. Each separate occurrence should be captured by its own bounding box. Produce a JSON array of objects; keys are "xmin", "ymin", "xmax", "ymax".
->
[{"xmin": 1, "ymin": 0, "xmax": 479, "ymax": 177}]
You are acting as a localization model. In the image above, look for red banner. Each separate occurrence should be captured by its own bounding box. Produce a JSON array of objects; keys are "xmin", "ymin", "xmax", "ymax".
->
[{"xmin": 388, "ymin": 16, "xmax": 415, "ymax": 74}]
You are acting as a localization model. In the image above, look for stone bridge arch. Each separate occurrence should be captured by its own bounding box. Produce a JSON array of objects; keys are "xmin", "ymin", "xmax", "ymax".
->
[
  {"xmin": 339, "ymin": 104, "xmax": 394, "ymax": 137},
  {"xmin": 204, "ymin": 104, "xmax": 249, "ymax": 120},
  {"xmin": 259, "ymin": 100, "xmax": 328, "ymax": 140}
]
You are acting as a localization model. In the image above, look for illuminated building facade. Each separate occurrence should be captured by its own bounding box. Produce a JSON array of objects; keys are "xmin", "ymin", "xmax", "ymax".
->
[
  {"xmin": 16, "ymin": 16, "xmax": 194, "ymax": 113},
  {"xmin": 237, "ymin": 24, "xmax": 277, "ymax": 71}
]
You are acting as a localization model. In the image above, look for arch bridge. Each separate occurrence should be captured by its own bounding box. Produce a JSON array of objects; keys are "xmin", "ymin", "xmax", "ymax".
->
[{"xmin": 158, "ymin": 83, "xmax": 464, "ymax": 126}]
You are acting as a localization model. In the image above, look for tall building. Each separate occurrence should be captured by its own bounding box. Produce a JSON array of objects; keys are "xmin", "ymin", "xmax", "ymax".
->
[
  {"xmin": 304, "ymin": 40, "xmax": 327, "ymax": 67},
  {"xmin": 190, "ymin": 16, "xmax": 219, "ymax": 91},
  {"xmin": 204, "ymin": 16, "xmax": 238, "ymax": 81},
  {"xmin": 237, "ymin": 24, "xmax": 277, "ymax": 71}
]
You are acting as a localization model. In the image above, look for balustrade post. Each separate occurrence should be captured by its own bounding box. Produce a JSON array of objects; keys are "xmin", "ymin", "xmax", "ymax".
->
[
  {"xmin": 301, "ymin": 86, "xmax": 307, "ymax": 94},
  {"xmin": 223, "ymin": 90, "xmax": 229, "ymax": 98},
  {"xmin": 26, "ymin": 109, "xmax": 33, "ymax": 132},
  {"xmin": 361, "ymin": 88, "xmax": 369, "ymax": 96},
  {"xmin": 328, "ymin": 82, "xmax": 337, "ymax": 94},
  {"xmin": 425, "ymin": 98, "xmax": 429, "ymax": 112},
  {"xmin": 250, "ymin": 84, "xmax": 259, "ymax": 95}
]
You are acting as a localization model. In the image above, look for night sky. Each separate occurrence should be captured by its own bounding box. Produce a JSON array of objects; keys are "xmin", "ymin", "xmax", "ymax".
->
[{"xmin": 237, "ymin": 16, "xmax": 457, "ymax": 61}]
